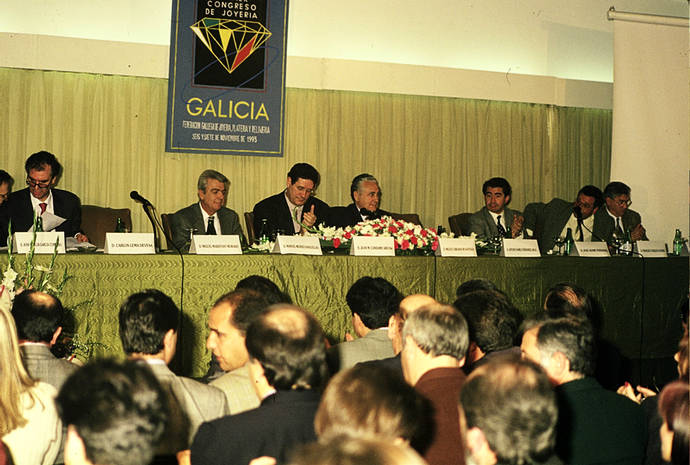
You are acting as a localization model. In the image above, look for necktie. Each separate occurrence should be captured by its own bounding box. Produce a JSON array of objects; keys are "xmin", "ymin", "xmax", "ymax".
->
[
  {"xmin": 206, "ymin": 216, "xmax": 216, "ymax": 235},
  {"xmin": 39, "ymin": 203, "xmax": 47, "ymax": 214},
  {"xmin": 577, "ymin": 218, "xmax": 584, "ymax": 241},
  {"xmin": 496, "ymin": 215, "xmax": 507, "ymax": 237},
  {"xmin": 615, "ymin": 217, "xmax": 623, "ymax": 236}
]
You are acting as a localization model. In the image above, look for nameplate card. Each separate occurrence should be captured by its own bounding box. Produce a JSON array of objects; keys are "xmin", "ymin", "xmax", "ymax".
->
[
  {"xmin": 189, "ymin": 235, "xmax": 242, "ymax": 255},
  {"xmin": 572, "ymin": 241, "xmax": 610, "ymax": 257},
  {"xmin": 634, "ymin": 241, "xmax": 668, "ymax": 258},
  {"xmin": 272, "ymin": 235, "xmax": 322, "ymax": 255},
  {"xmin": 500, "ymin": 239, "xmax": 541, "ymax": 257},
  {"xmin": 13, "ymin": 232, "xmax": 65, "ymax": 254},
  {"xmin": 435, "ymin": 237, "xmax": 477, "ymax": 257},
  {"xmin": 104, "ymin": 233, "xmax": 156, "ymax": 254},
  {"xmin": 350, "ymin": 236, "xmax": 395, "ymax": 256}
]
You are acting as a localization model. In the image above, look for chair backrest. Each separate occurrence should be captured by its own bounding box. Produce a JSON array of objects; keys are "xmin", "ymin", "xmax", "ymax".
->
[
  {"xmin": 160, "ymin": 214, "xmax": 174, "ymax": 249},
  {"xmin": 448, "ymin": 213, "xmax": 473, "ymax": 236},
  {"xmin": 389, "ymin": 213, "xmax": 423, "ymax": 228},
  {"xmin": 80, "ymin": 205, "xmax": 132, "ymax": 248},
  {"xmin": 244, "ymin": 212, "xmax": 255, "ymax": 244}
]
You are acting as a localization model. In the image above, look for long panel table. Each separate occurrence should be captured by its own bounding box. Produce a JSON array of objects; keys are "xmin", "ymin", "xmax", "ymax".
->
[{"xmin": 3, "ymin": 253, "xmax": 686, "ymax": 378}]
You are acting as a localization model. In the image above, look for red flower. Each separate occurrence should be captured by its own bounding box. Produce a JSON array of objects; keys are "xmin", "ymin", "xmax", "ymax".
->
[
  {"xmin": 410, "ymin": 236, "xmax": 419, "ymax": 245},
  {"xmin": 420, "ymin": 229, "xmax": 428, "ymax": 238},
  {"xmin": 333, "ymin": 238, "xmax": 341, "ymax": 248},
  {"xmin": 432, "ymin": 239, "xmax": 439, "ymax": 251},
  {"xmin": 388, "ymin": 226, "xmax": 398, "ymax": 234},
  {"xmin": 344, "ymin": 232, "xmax": 352, "ymax": 240},
  {"xmin": 405, "ymin": 229, "xmax": 414, "ymax": 236},
  {"xmin": 394, "ymin": 241, "xmax": 399, "ymax": 249},
  {"xmin": 401, "ymin": 239, "xmax": 410, "ymax": 250}
]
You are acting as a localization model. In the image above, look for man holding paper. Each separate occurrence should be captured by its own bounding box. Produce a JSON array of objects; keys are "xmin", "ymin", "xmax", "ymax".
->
[
  {"xmin": 2, "ymin": 151, "xmax": 88, "ymax": 245},
  {"xmin": 170, "ymin": 170, "xmax": 244, "ymax": 251}
]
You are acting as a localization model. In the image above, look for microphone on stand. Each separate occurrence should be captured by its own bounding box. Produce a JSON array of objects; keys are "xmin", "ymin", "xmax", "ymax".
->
[
  {"xmin": 130, "ymin": 191, "xmax": 152, "ymax": 207},
  {"xmin": 130, "ymin": 190, "xmax": 160, "ymax": 252}
]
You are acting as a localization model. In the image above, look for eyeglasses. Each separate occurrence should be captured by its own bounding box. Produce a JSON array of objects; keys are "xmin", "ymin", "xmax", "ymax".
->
[
  {"xmin": 614, "ymin": 198, "xmax": 632, "ymax": 207},
  {"xmin": 26, "ymin": 176, "xmax": 52, "ymax": 189}
]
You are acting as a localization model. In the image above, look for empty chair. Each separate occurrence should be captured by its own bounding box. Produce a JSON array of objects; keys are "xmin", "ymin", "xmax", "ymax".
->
[{"xmin": 81, "ymin": 205, "xmax": 132, "ymax": 248}]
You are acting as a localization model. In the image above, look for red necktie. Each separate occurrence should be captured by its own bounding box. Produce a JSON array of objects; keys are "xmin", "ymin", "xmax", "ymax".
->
[{"xmin": 39, "ymin": 203, "xmax": 47, "ymax": 214}]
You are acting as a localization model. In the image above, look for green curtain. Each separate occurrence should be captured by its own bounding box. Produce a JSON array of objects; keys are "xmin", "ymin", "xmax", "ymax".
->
[{"xmin": 0, "ymin": 67, "xmax": 611, "ymax": 239}]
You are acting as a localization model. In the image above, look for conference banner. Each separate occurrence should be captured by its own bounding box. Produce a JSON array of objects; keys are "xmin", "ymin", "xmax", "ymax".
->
[{"xmin": 166, "ymin": 0, "xmax": 288, "ymax": 156}]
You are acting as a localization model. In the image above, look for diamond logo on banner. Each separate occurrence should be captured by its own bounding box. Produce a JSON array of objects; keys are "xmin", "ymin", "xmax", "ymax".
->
[{"xmin": 190, "ymin": 18, "xmax": 272, "ymax": 75}]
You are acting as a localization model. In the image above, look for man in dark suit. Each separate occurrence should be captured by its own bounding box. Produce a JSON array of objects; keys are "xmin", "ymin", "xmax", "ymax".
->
[
  {"xmin": 525, "ymin": 185, "xmax": 604, "ymax": 253},
  {"xmin": 2, "ymin": 151, "xmax": 88, "ymax": 245},
  {"xmin": 521, "ymin": 317, "xmax": 646, "ymax": 465},
  {"xmin": 170, "ymin": 169, "xmax": 244, "ymax": 251},
  {"xmin": 191, "ymin": 304, "xmax": 327, "ymax": 465},
  {"xmin": 327, "ymin": 173, "xmax": 389, "ymax": 228},
  {"xmin": 468, "ymin": 177, "xmax": 523, "ymax": 240},
  {"xmin": 119, "ymin": 289, "xmax": 228, "ymax": 458},
  {"xmin": 592, "ymin": 181, "xmax": 647, "ymax": 243},
  {"xmin": 252, "ymin": 163, "xmax": 329, "ymax": 237},
  {"xmin": 12, "ymin": 290, "xmax": 78, "ymax": 391}
]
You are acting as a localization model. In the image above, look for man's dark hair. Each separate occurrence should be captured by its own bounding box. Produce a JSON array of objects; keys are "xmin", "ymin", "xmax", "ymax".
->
[
  {"xmin": 460, "ymin": 355, "xmax": 558, "ymax": 465},
  {"xmin": 213, "ymin": 288, "xmax": 271, "ymax": 333},
  {"xmin": 235, "ymin": 275, "xmax": 292, "ymax": 305},
  {"xmin": 455, "ymin": 278, "xmax": 501, "ymax": 298},
  {"xmin": 56, "ymin": 359, "xmax": 168, "ymax": 465},
  {"xmin": 245, "ymin": 304, "xmax": 328, "ymax": 391},
  {"xmin": 0, "ymin": 170, "xmax": 13, "ymax": 188},
  {"xmin": 453, "ymin": 290, "xmax": 523, "ymax": 353},
  {"xmin": 118, "ymin": 289, "xmax": 178, "ymax": 355},
  {"xmin": 603, "ymin": 181, "xmax": 631, "ymax": 199},
  {"xmin": 482, "ymin": 177, "xmax": 512, "ymax": 199},
  {"xmin": 346, "ymin": 277, "xmax": 403, "ymax": 329},
  {"xmin": 287, "ymin": 163, "xmax": 320, "ymax": 188},
  {"xmin": 536, "ymin": 317, "xmax": 596, "ymax": 377},
  {"xmin": 577, "ymin": 185, "xmax": 604, "ymax": 208},
  {"xmin": 25, "ymin": 151, "xmax": 62, "ymax": 178},
  {"xmin": 349, "ymin": 173, "xmax": 379, "ymax": 202},
  {"xmin": 403, "ymin": 304, "xmax": 469, "ymax": 360},
  {"xmin": 11, "ymin": 290, "xmax": 64, "ymax": 342}
]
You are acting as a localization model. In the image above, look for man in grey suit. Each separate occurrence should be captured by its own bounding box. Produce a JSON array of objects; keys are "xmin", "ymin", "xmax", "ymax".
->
[
  {"xmin": 119, "ymin": 289, "xmax": 229, "ymax": 458},
  {"xmin": 170, "ymin": 169, "xmax": 244, "ymax": 251},
  {"xmin": 468, "ymin": 177, "xmax": 524, "ymax": 240},
  {"xmin": 592, "ymin": 181, "xmax": 647, "ymax": 243},
  {"xmin": 525, "ymin": 185, "xmax": 604, "ymax": 253},
  {"xmin": 207, "ymin": 289, "xmax": 271, "ymax": 414},
  {"xmin": 12, "ymin": 290, "xmax": 78, "ymax": 390},
  {"xmin": 330, "ymin": 277, "xmax": 403, "ymax": 371}
]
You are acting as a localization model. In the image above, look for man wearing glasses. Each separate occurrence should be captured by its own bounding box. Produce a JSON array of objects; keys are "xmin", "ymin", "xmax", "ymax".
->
[
  {"xmin": 252, "ymin": 162, "xmax": 329, "ymax": 238},
  {"xmin": 593, "ymin": 181, "xmax": 647, "ymax": 242},
  {"xmin": 1, "ymin": 151, "xmax": 88, "ymax": 245},
  {"xmin": 525, "ymin": 185, "xmax": 604, "ymax": 253}
]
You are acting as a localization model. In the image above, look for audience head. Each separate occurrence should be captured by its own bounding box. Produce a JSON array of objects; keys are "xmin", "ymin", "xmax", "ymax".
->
[
  {"xmin": 286, "ymin": 163, "xmax": 320, "ymax": 207},
  {"xmin": 455, "ymin": 278, "xmax": 501, "ymax": 298},
  {"xmin": 0, "ymin": 170, "xmax": 13, "ymax": 206},
  {"xmin": 401, "ymin": 304, "xmax": 469, "ymax": 385},
  {"xmin": 482, "ymin": 177, "xmax": 512, "ymax": 213},
  {"xmin": 0, "ymin": 307, "xmax": 36, "ymax": 436},
  {"xmin": 25, "ymin": 151, "xmax": 61, "ymax": 200},
  {"xmin": 350, "ymin": 173, "xmax": 381, "ymax": 212},
  {"xmin": 657, "ymin": 380, "xmax": 689, "ymax": 465},
  {"xmin": 575, "ymin": 185, "xmax": 604, "ymax": 219},
  {"xmin": 11, "ymin": 290, "xmax": 65, "ymax": 345},
  {"xmin": 196, "ymin": 169, "xmax": 228, "ymax": 216},
  {"xmin": 56, "ymin": 359, "xmax": 167, "ymax": 465},
  {"xmin": 520, "ymin": 317, "xmax": 595, "ymax": 385},
  {"xmin": 235, "ymin": 275, "xmax": 292, "ymax": 305},
  {"xmin": 315, "ymin": 364, "xmax": 431, "ymax": 447},
  {"xmin": 346, "ymin": 277, "xmax": 403, "ymax": 336},
  {"xmin": 118, "ymin": 289, "xmax": 178, "ymax": 362},
  {"xmin": 460, "ymin": 355, "xmax": 558, "ymax": 465},
  {"xmin": 389, "ymin": 294, "xmax": 437, "ymax": 354},
  {"xmin": 675, "ymin": 328, "xmax": 688, "ymax": 381},
  {"xmin": 453, "ymin": 290, "xmax": 522, "ymax": 365},
  {"xmin": 289, "ymin": 436, "xmax": 427, "ymax": 465},
  {"xmin": 207, "ymin": 289, "xmax": 270, "ymax": 372},
  {"xmin": 603, "ymin": 181, "xmax": 632, "ymax": 217},
  {"xmin": 245, "ymin": 304, "xmax": 327, "ymax": 391}
]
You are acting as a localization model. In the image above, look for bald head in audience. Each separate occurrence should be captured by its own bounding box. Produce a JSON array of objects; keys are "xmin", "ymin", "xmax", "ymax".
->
[{"xmin": 389, "ymin": 294, "xmax": 437, "ymax": 354}]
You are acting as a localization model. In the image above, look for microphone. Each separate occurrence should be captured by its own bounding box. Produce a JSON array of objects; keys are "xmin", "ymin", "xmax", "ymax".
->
[
  {"xmin": 130, "ymin": 191, "xmax": 152, "ymax": 206},
  {"xmin": 573, "ymin": 205, "xmax": 583, "ymax": 220}
]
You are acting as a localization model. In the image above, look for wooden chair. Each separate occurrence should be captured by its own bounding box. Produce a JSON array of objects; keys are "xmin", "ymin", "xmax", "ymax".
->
[
  {"xmin": 244, "ymin": 212, "xmax": 255, "ymax": 244},
  {"xmin": 80, "ymin": 205, "xmax": 132, "ymax": 248},
  {"xmin": 448, "ymin": 213, "xmax": 473, "ymax": 236},
  {"xmin": 160, "ymin": 213, "xmax": 174, "ymax": 249},
  {"xmin": 389, "ymin": 213, "xmax": 423, "ymax": 228}
]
